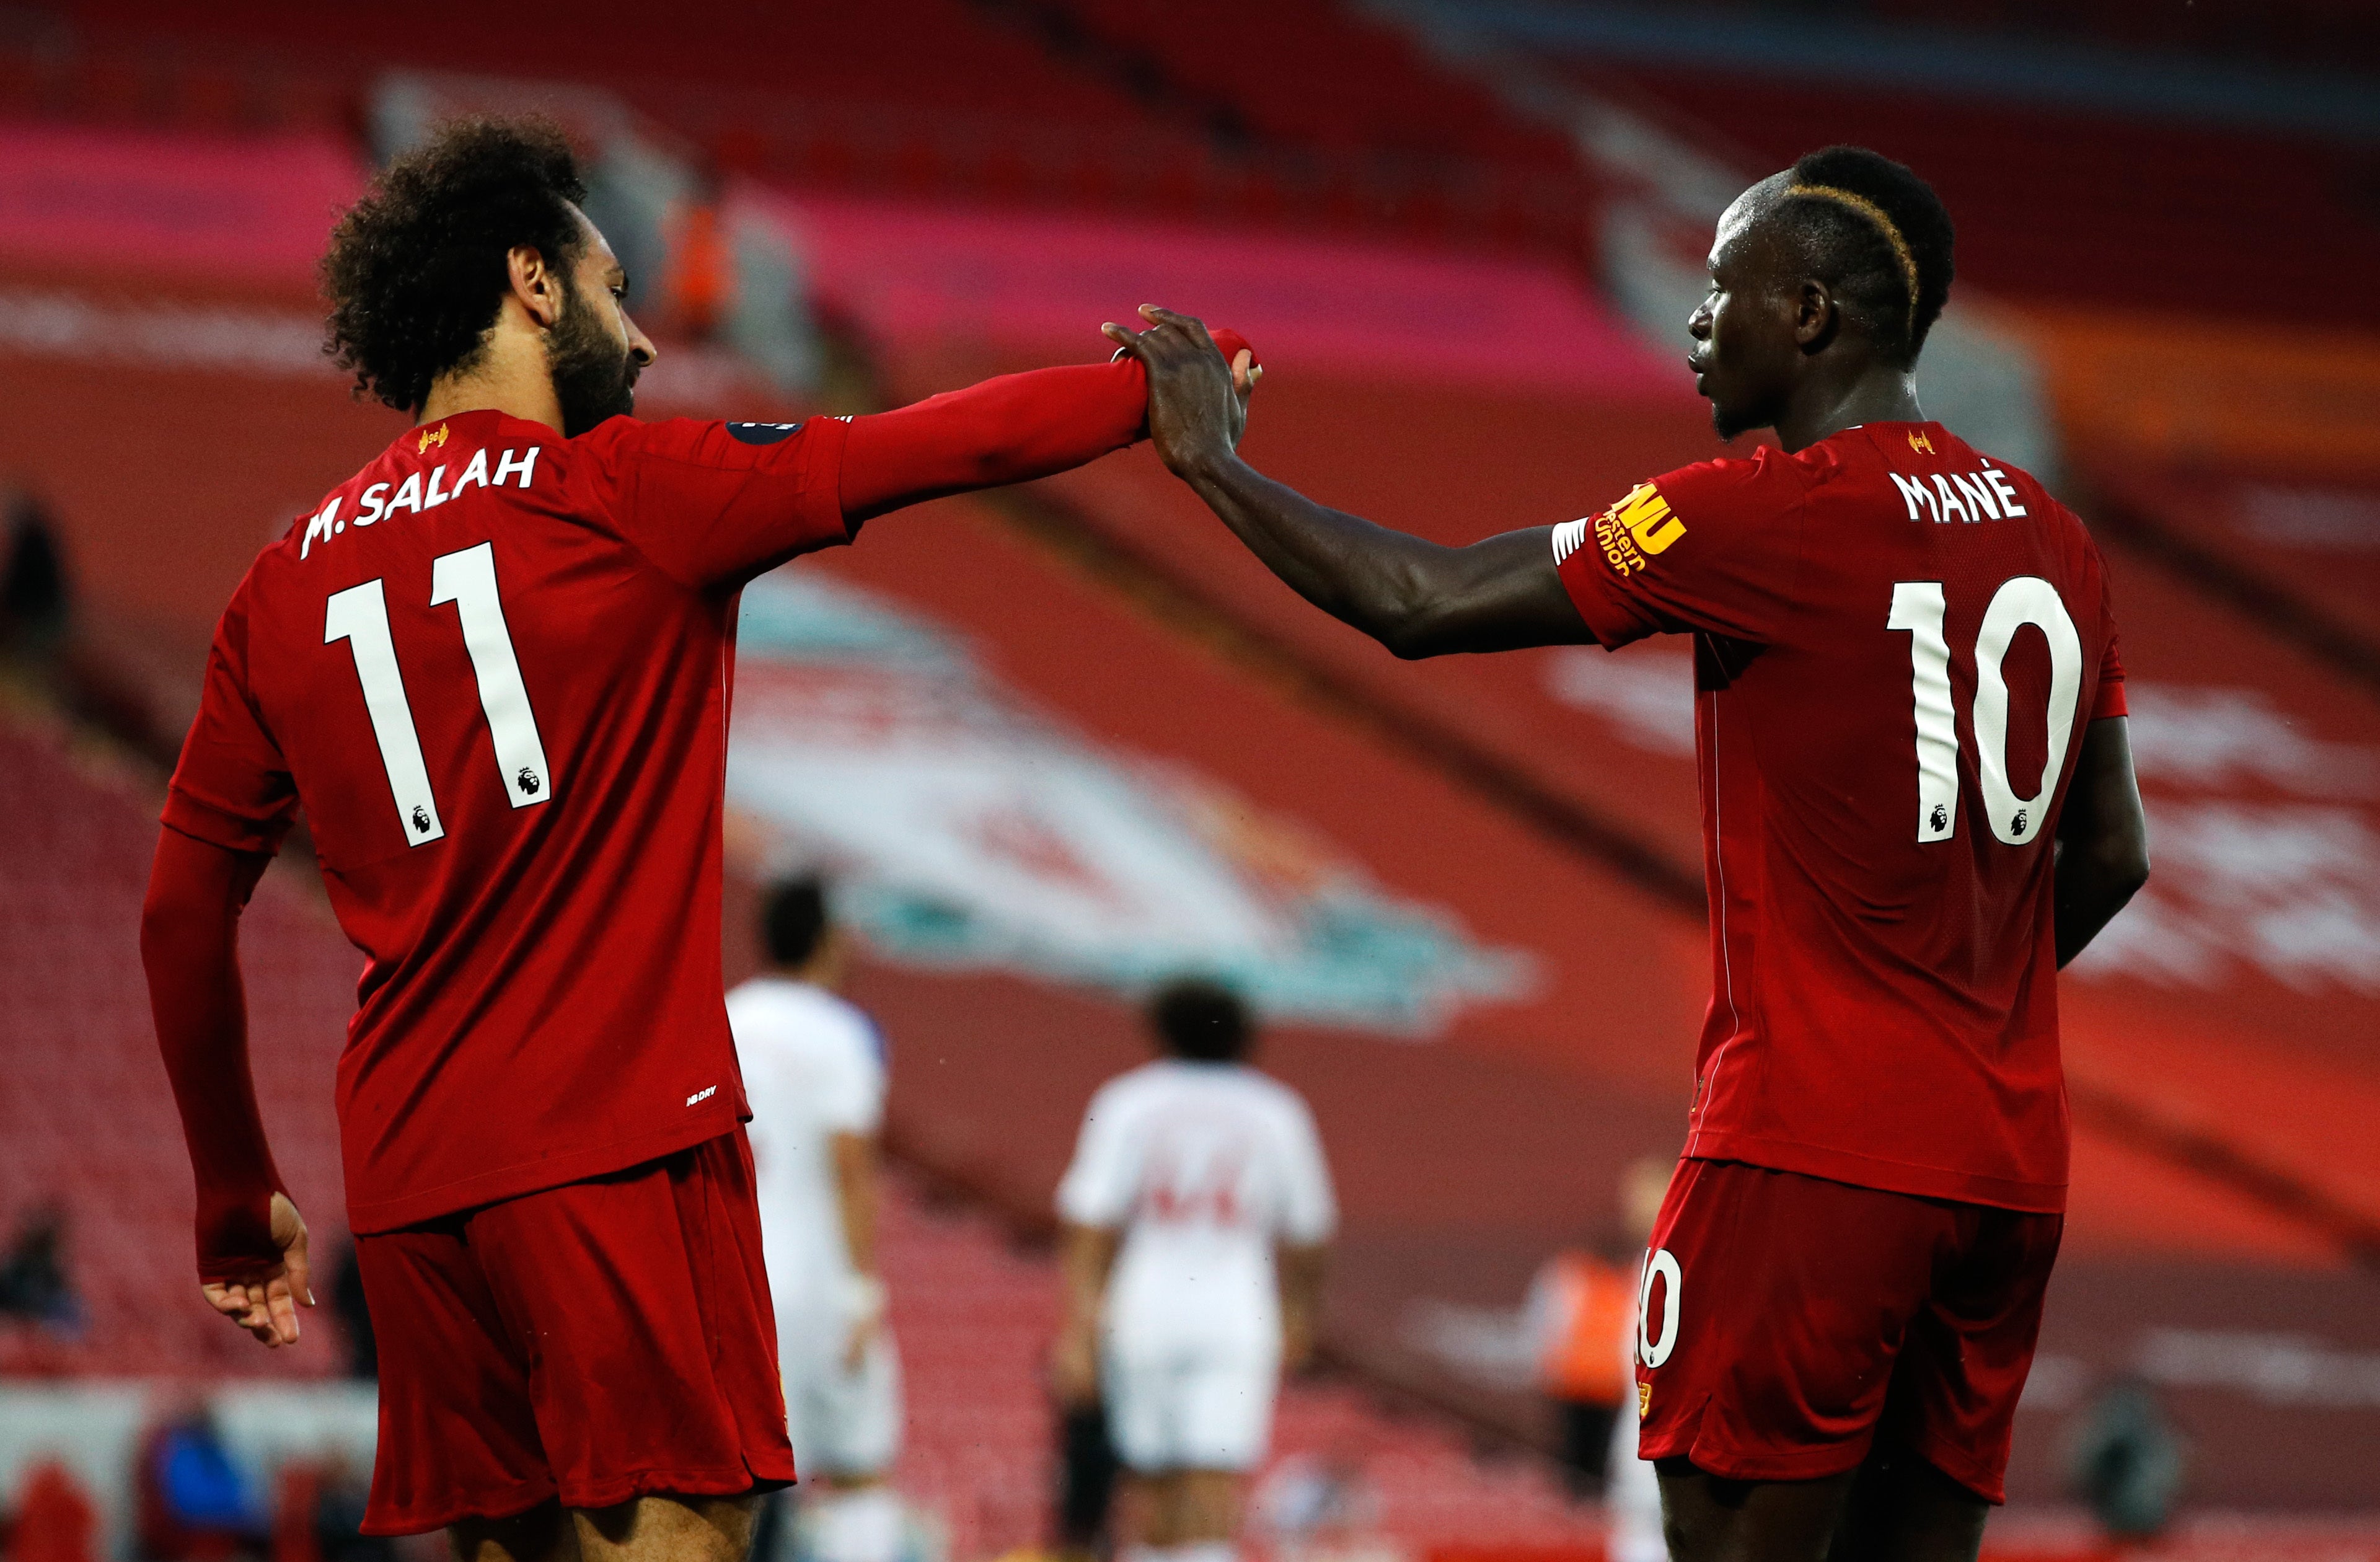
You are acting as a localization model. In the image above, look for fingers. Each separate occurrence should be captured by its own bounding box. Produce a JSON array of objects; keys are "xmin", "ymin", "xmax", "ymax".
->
[
  {"xmin": 201, "ymin": 1277, "xmax": 296, "ymax": 1348},
  {"xmin": 1129, "ymin": 306, "xmax": 1229, "ymax": 364},
  {"xmin": 1232, "ymin": 348, "xmax": 1257, "ymax": 394},
  {"xmin": 266, "ymin": 1277, "xmax": 302, "ymax": 1346}
]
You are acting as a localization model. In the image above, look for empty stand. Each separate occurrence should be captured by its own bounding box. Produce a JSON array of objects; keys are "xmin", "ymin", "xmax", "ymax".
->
[
  {"xmin": 29, "ymin": 0, "xmax": 1587, "ymax": 257},
  {"xmin": 0, "ymin": 715, "xmax": 355, "ymax": 1378},
  {"xmin": 1566, "ymin": 63, "xmax": 2380, "ymax": 329}
]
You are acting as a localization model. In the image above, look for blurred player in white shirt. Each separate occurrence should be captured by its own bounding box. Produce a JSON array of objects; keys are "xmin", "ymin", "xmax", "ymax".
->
[
  {"xmin": 729, "ymin": 880, "xmax": 904, "ymax": 1562},
  {"xmin": 1052, "ymin": 981, "xmax": 1336, "ymax": 1562}
]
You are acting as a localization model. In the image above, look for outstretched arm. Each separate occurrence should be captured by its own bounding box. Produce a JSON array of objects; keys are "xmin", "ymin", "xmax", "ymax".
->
[
  {"xmin": 2053, "ymin": 717, "xmax": 2150, "ymax": 968},
  {"xmin": 1105, "ymin": 307, "xmax": 1595, "ymax": 658},
  {"xmin": 140, "ymin": 826, "xmax": 312, "ymax": 1346},
  {"xmin": 840, "ymin": 327, "xmax": 1254, "ymax": 525}
]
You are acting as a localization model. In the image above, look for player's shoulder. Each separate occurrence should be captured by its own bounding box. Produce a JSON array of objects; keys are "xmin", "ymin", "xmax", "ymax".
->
[
  {"xmin": 1087, "ymin": 1058, "xmax": 1186, "ymax": 1116},
  {"xmin": 1654, "ymin": 438, "xmax": 1820, "ymax": 508},
  {"xmin": 1236, "ymin": 1066, "xmax": 1319, "ymax": 1127},
  {"xmin": 1574, "ymin": 441, "xmax": 1814, "ymax": 557},
  {"xmin": 247, "ymin": 409, "xmax": 568, "ymax": 584},
  {"xmin": 585, "ymin": 412, "xmax": 842, "ymax": 467},
  {"xmin": 1169, "ymin": 1059, "xmax": 1311, "ymax": 1119},
  {"xmin": 725, "ymin": 977, "xmax": 874, "ymax": 1046}
]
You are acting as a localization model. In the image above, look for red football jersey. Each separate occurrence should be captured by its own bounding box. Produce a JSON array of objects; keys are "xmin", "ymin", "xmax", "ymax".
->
[
  {"xmin": 164, "ymin": 408, "xmax": 850, "ymax": 1232},
  {"xmin": 1554, "ymin": 422, "xmax": 2125, "ymax": 1212}
]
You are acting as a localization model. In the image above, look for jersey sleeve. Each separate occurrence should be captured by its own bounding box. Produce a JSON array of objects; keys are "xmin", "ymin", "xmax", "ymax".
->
[
  {"xmin": 1549, "ymin": 451, "xmax": 1809, "ymax": 650},
  {"xmin": 1056, "ymin": 1083, "xmax": 1139, "ymax": 1229},
  {"xmin": 839, "ymin": 358, "xmax": 1145, "ymax": 523},
  {"xmin": 1274, "ymin": 1092, "xmax": 1338, "ymax": 1245},
  {"xmin": 161, "ymin": 579, "xmax": 299, "ymax": 856},
  {"xmin": 584, "ymin": 414, "xmax": 853, "ymax": 590},
  {"xmin": 816, "ymin": 1012, "xmax": 888, "ymax": 1136}
]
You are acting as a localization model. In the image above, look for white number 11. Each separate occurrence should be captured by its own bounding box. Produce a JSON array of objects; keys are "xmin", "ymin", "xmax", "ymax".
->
[
  {"xmin": 1889, "ymin": 576, "xmax": 2082, "ymax": 847},
  {"xmin": 325, "ymin": 542, "xmax": 554, "ymax": 847}
]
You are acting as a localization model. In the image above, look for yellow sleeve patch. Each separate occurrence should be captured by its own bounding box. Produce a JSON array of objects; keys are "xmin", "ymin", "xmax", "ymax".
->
[{"xmin": 1593, "ymin": 482, "xmax": 1686, "ymax": 576}]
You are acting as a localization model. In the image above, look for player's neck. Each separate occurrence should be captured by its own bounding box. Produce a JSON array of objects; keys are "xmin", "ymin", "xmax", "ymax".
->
[
  {"xmin": 417, "ymin": 337, "xmax": 565, "ymax": 435},
  {"xmin": 772, "ymin": 955, "xmax": 844, "ymax": 991},
  {"xmin": 1775, "ymin": 366, "xmax": 1923, "ymax": 454}
]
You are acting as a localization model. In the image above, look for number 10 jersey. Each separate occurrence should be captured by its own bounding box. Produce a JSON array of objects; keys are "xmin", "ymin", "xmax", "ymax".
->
[
  {"xmin": 1552, "ymin": 422, "xmax": 2125, "ymax": 1213},
  {"xmin": 163, "ymin": 408, "xmax": 853, "ymax": 1233}
]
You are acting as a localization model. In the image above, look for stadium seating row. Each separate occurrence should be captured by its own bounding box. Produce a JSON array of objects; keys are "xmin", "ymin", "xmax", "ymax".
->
[{"xmin": 1567, "ymin": 62, "xmax": 2380, "ymax": 332}]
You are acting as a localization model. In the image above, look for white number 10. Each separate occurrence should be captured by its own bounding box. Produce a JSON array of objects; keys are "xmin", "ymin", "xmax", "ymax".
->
[
  {"xmin": 325, "ymin": 542, "xmax": 554, "ymax": 847},
  {"xmin": 1889, "ymin": 576, "xmax": 2081, "ymax": 846}
]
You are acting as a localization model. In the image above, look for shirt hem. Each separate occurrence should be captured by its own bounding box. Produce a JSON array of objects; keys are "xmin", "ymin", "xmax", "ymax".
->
[
  {"xmin": 1683, "ymin": 1130, "xmax": 2066, "ymax": 1214},
  {"xmin": 346, "ymin": 1101, "xmax": 743, "ymax": 1234}
]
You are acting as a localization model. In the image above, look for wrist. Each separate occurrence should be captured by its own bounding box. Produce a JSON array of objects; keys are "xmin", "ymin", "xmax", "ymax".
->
[{"xmin": 1177, "ymin": 442, "xmax": 1243, "ymax": 488}]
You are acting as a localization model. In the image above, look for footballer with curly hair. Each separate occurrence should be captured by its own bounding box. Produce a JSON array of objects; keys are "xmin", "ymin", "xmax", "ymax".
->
[
  {"xmin": 1111, "ymin": 146, "xmax": 2149, "ymax": 1562},
  {"xmin": 141, "ymin": 117, "xmax": 1253, "ymax": 1562}
]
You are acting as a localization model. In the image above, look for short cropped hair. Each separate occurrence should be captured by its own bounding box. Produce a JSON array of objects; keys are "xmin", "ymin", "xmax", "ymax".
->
[
  {"xmin": 320, "ymin": 117, "xmax": 589, "ymax": 413},
  {"xmin": 1779, "ymin": 145, "xmax": 1955, "ymax": 368},
  {"xmin": 1149, "ymin": 978, "xmax": 1253, "ymax": 1063},
  {"xmin": 761, "ymin": 877, "xmax": 832, "ymax": 968}
]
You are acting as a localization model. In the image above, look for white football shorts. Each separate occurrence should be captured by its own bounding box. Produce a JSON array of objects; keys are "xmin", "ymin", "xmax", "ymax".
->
[
  {"xmin": 1103, "ymin": 1346, "xmax": 1279, "ymax": 1473},
  {"xmin": 782, "ymin": 1322, "xmax": 903, "ymax": 1480}
]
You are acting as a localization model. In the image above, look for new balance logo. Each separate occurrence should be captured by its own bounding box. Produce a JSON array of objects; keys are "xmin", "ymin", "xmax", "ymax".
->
[{"xmin": 687, "ymin": 1085, "xmax": 717, "ymax": 1107}]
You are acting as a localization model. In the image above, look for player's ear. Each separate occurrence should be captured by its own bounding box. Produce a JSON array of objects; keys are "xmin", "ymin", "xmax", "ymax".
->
[
  {"xmin": 1794, "ymin": 278, "xmax": 1840, "ymax": 353},
  {"xmin": 508, "ymin": 244, "xmax": 562, "ymax": 329}
]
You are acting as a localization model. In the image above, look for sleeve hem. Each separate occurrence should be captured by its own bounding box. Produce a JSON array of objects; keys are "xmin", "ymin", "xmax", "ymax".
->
[
  {"xmin": 808, "ymin": 413, "xmax": 855, "ymax": 542},
  {"xmin": 161, "ymin": 788, "xmax": 288, "ymax": 857},
  {"xmin": 2091, "ymin": 678, "xmax": 2128, "ymax": 720},
  {"xmin": 1554, "ymin": 547, "xmax": 1658, "ymax": 650}
]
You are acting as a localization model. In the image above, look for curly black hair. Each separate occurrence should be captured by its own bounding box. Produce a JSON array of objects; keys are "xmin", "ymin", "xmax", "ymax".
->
[
  {"xmin": 761, "ymin": 875, "xmax": 832, "ymax": 968},
  {"xmin": 1150, "ymin": 977, "xmax": 1253, "ymax": 1063},
  {"xmin": 1778, "ymin": 145, "xmax": 1955, "ymax": 368},
  {"xmin": 320, "ymin": 117, "xmax": 590, "ymax": 413}
]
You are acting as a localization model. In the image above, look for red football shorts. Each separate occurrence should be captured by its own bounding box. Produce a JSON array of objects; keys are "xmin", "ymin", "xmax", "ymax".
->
[
  {"xmin": 1634, "ymin": 1158, "xmax": 2061, "ymax": 1504},
  {"xmin": 356, "ymin": 1131, "xmax": 796, "ymax": 1535}
]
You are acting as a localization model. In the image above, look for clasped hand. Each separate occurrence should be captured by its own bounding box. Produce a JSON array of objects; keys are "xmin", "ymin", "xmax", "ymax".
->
[{"xmin": 1103, "ymin": 305, "xmax": 1261, "ymax": 478}]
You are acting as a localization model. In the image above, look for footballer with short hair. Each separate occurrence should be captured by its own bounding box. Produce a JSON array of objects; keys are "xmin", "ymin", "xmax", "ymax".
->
[
  {"xmin": 1109, "ymin": 146, "xmax": 2149, "ymax": 1562},
  {"xmin": 141, "ymin": 115, "xmax": 1250, "ymax": 1562}
]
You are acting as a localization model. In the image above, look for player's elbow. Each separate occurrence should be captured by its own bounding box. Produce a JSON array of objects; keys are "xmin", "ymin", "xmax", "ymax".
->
[
  {"xmin": 1373, "ymin": 594, "xmax": 1467, "ymax": 660},
  {"xmin": 1377, "ymin": 616, "xmax": 1442, "ymax": 660},
  {"xmin": 2114, "ymin": 839, "xmax": 2151, "ymax": 898},
  {"xmin": 139, "ymin": 840, "xmax": 243, "ymax": 974},
  {"xmin": 2086, "ymin": 824, "xmax": 2151, "ymax": 902},
  {"xmin": 138, "ymin": 880, "xmax": 216, "ymax": 976}
]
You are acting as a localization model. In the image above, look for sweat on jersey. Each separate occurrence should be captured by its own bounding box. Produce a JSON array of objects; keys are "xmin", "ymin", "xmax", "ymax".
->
[
  {"xmin": 152, "ymin": 350, "xmax": 1191, "ymax": 1266},
  {"xmin": 1057, "ymin": 1058, "xmax": 1336, "ymax": 1359},
  {"xmin": 1551, "ymin": 421, "xmax": 2126, "ymax": 1214}
]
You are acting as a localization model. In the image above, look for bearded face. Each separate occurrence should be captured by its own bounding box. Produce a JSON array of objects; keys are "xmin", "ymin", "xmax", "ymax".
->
[{"xmin": 547, "ymin": 272, "xmax": 640, "ymax": 437}]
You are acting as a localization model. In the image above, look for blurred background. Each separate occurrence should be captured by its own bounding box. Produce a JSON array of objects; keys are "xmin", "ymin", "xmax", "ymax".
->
[{"xmin": 2, "ymin": 1, "xmax": 2378, "ymax": 1560}]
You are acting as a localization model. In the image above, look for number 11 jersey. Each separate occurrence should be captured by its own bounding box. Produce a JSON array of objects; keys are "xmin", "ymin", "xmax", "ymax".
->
[
  {"xmin": 1552, "ymin": 422, "xmax": 2125, "ymax": 1213},
  {"xmin": 164, "ymin": 408, "xmax": 852, "ymax": 1233}
]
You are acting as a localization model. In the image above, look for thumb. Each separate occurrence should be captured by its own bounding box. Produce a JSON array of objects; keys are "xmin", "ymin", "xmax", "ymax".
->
[{"xmin": 274, "ymin": 1193, "xmax": 315, "ymax": 1307}]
